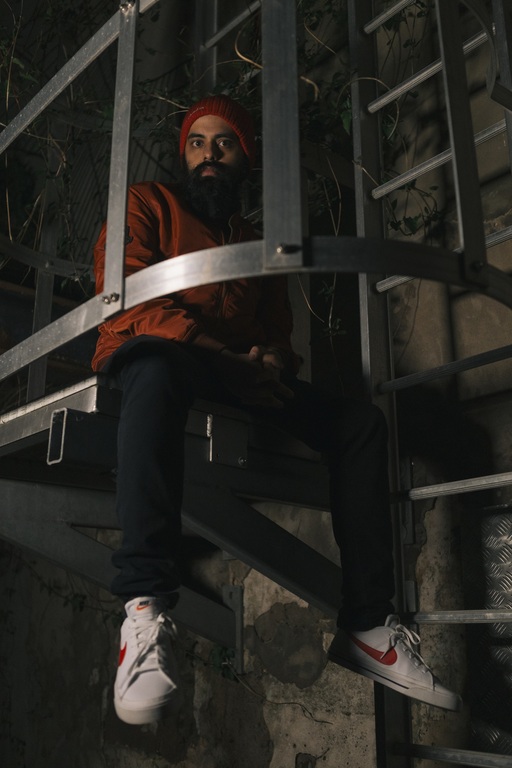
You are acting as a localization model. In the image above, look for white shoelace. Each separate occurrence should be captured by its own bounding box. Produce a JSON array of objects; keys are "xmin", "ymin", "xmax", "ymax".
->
[
  {"xmin": 120, "ymin": 613, "xmax": 177, "ymax": 696},
  {"xmin": 389, "ymin": 620, "xmax": 433, "ymax": 677}
]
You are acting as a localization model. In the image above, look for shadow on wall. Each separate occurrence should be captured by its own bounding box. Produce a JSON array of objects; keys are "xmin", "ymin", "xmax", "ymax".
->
[{"xmin": 396, "ymin": 384, "xmax": 495, "ymax": 485}]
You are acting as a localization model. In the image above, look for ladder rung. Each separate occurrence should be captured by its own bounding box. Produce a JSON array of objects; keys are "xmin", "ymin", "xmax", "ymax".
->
[
  {"xmin": 372, "ymin": 121, "xmax": 507, "ymax": 200},
  {"xmin": 364, "ymin": 0, "xmax": 416, "ymax": 35},
  {"xmin": 411, "ymin": 610, "xmax": 512, "ymax": 624},
  {"xmin": 201, "ymin": 0, "xmax": 261, "ymax": 50},
  {"xmin": 394, "ymin": 743, "xmax": 512, "ymax": 767},
  {"xmin": 483, "ymin": 224, "xmax": 512, "ymax": 250},
  {"xmin": 368, "ymin": 32, "xmax": 487, "ymax": 114},
  {"xmin": 375, "ymin": 275, "xmax": 415, "ymax": 292},
  {"xmin": 374, "ymin": 226, "xmax": 512, "ymax": 293},
  {"xmin": 401, "ymin": 471, "xmax": 512, "ymax": 501},
  {"xmin": 379, "ymin": 344, "xmax": 512, "ymax": 392}
]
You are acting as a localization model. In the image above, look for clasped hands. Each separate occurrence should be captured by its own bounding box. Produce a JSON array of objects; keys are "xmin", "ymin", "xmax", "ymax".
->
[{"xmin": 214, "ymin": 345, "xmax": 294, "ymax": 408}]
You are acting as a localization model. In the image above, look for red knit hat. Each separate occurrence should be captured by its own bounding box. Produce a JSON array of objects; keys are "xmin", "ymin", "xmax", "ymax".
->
[{"xmin": 179, "ymin": 94, "xmax": 256, "ymax": 169}]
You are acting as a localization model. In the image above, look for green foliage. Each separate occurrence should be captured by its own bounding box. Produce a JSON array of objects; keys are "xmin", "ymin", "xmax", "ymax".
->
[{"xmin": 387, "ymin": 181, "xmax": 444, "ymax": 239}]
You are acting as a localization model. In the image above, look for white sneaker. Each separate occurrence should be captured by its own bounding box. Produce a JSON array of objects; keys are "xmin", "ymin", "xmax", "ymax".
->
[
  {"xmin": 114, "ymin": 597, "xmax": 180, "ymax": 725},
  {"xmin": 328, "ymin": 614, "xmax": 462, "ymax": 711}
]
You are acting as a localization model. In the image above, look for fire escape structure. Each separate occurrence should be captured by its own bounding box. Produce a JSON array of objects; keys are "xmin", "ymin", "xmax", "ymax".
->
[{"xmin": 1, "ymin": 1, "xmax": 512, "ymax": 765}]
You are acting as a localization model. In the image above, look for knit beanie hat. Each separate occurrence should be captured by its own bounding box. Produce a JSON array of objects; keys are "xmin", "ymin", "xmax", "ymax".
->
[{"xmin": 179, "ymin": 94, "xmax": 256, "ymax": 169}]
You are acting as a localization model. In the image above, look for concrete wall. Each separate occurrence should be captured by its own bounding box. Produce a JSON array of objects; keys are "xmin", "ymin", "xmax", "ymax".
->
[{"xmin": 0, "ymin": 517, "xmax": 379, "ymax": 768}]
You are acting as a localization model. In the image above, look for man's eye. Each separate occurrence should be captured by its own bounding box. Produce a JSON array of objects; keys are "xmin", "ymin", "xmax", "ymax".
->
[
  {"xmin": 191, "ymin": 140, "xmax": 203, "ymax": 148},
  {"xmin": 218, "ymin": 139, "xmax": 233, "ymax": 148}
]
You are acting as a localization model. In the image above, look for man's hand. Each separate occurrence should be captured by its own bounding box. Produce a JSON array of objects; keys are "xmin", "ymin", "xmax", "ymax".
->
[
  {"xmin": 214, "ymin": 346, "xmax": 293, "ymax": 408},
  {"xmin": 247, "ymin": 344, "xmax": 284, "ymax": 371}
]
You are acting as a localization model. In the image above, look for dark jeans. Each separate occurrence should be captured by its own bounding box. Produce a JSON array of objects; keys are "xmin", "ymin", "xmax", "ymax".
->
[{"xmin": 106, "ymin": 337, "xmax": 395, "ymax": 631}]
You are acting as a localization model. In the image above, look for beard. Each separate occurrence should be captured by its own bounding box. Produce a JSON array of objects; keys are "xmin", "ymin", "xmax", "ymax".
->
[{"xmin": 182, "ymin": 159, "xmax": 248, "ymax": 223}]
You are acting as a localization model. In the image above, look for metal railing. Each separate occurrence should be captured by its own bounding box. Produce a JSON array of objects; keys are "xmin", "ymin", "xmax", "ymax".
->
[{"xmin": 2, "ymin": 1, "xmax": 512, "ymax": 398}]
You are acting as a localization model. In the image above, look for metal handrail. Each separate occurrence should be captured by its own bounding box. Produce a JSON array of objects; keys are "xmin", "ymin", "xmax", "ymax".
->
[{"xmin": 2, "ymin": 235, "xmax": 512, "ymax": 386}]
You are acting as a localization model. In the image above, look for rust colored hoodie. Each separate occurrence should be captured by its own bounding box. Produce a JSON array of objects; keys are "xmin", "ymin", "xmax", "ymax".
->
[{"xmin": 92, "ymin": 181, "xmax": 300, "ymax": 373}]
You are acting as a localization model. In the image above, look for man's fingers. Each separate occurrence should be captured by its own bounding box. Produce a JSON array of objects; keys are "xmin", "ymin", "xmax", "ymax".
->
[
  {"xmin": 248, "ymin": 345, "xmax": 264, "ymax": 361},
  {"xmin": 248, "ymin": 345, "xmax": 284, "ymax": 370}
]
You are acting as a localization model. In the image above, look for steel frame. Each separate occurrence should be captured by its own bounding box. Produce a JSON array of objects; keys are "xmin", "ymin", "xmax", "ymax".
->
[{"xmin": 1, "ymin": 2, "xmax": 512, "ymax": 387}]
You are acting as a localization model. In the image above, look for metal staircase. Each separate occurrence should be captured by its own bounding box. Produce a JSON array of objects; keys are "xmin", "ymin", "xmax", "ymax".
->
[{"xmin": 1, "ymin": 0, "xmax": 512, "ymax": 765}]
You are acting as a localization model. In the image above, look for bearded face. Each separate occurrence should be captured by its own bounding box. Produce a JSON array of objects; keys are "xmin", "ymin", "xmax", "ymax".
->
[
  {"xmin": 182, "ymin": 114, "xmax": 250, "ymax": 223},
  {"xmin": 182, "ymin": 158, "xmax": 249, "ymax": 223}
]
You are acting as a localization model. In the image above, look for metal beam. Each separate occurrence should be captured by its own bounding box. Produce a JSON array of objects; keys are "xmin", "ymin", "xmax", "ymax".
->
[
  {"xmin": 261, "ymin": 0, "xmax": 303, "ymax": 268},
  {"xmin": 3, "ymin": 236, "xmax": 512, "ymax": 386},
  {"xmin": 182, "ymin": 482, "xmax": 339, "ymax": 618}
]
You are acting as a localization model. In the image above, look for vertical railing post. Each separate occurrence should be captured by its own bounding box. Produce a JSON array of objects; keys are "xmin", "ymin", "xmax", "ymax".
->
[
  {"xmin": 491, "ymin": 0, "xmax": 512, "ymax": 173},
  {"xmin": 194, "ymin": 0, "xmax": 219, "ymax": 94},
  {"xmin": 347, "ymin": 2, "xmax": 412, "ymax": 764},
  {"xmin": 435, "ymin": 0, "xmax": 488, "ymax": 285},
  {"xmin": 26, "ymin": 121, "xmax": 64, "ymax": 402},
  {"xmin": 347, "ymin": 0, "xmax": 396, "ymax": 403},
  {"xmin": 102, "ymin": 0, "xmax": 139, "ymax": 310},
  {"xmin": 261, "ymin": 0, "xmax": 303, "ymax": 269}
]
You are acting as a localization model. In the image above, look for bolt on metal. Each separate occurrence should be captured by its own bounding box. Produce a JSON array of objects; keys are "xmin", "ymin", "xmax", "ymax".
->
[
  {"xmin": 102, "ymin": 293, "xmax": 120, "ymax": 304},
  {"xmin": 276, "ymin": 243, "xmax": 300, "ymax": 254}
]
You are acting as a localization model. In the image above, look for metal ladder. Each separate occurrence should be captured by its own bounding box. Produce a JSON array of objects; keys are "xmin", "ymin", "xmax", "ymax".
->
[{"xmin": 348, "ymin": 0, "xmax": 512, "ymax": 765}]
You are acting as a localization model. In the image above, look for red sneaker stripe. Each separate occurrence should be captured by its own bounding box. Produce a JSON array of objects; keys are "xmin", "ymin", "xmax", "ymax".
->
[
  {"xmin": 118, "ymin": 642, "xmax": 127, "ymax": 667},
  {"xmin": 350, "ymin": 634, "xmax": 398, "ymax": 666}
]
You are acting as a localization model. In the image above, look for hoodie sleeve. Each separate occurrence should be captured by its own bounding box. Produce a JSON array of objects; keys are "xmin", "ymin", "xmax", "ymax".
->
[{"xmin": 92, "ymin": 184, "xmax": 229, "ymax": 371}]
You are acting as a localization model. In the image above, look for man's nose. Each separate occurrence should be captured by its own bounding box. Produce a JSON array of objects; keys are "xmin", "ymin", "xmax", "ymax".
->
[{"xmin": 204, "ymin": 141, "xmax": 221, "ymax": 161}]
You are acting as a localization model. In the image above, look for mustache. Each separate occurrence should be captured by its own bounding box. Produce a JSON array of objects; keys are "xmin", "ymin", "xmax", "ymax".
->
[{"xmin": 191, "ymin": 161, "xmax": 230, "ymax": 178}]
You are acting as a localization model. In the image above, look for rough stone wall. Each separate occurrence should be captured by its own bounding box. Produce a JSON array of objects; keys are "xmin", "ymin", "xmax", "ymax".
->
[{"xmin": 0, "ymin": 508, "xmax": 380, "ymax": 768}]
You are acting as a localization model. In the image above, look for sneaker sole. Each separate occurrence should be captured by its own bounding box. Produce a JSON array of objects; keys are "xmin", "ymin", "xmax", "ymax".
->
[
  {"xmin": 114, "ymin": 690, "xmax": 181, "ymax": 725},
  {"xmin": 328, "ymin": 649, "xmax": 462, "ymax": 712}
]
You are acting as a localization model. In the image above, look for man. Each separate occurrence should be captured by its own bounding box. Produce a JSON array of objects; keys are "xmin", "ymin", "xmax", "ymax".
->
[{"xmin": 92, "ymin": 95, "xmax": 461, "ymax": 725}]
